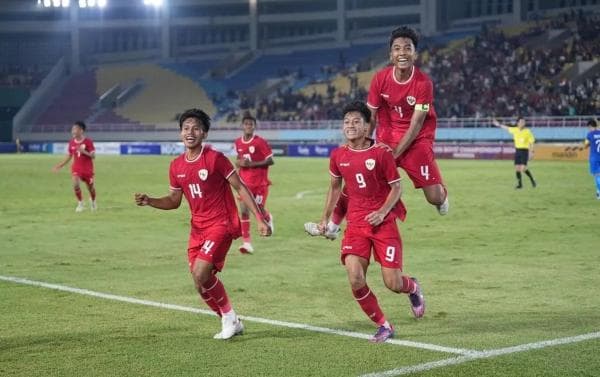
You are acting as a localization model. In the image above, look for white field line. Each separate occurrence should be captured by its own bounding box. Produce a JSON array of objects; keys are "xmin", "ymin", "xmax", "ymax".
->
[
  {"xmin": 295, "ymin": 190, "xmax": 316, "ymax": 199},
  {"xmin": 0, "ymin": 275, "xmax": 472, "ymax": 355},
  {"xmin": 359, "ymin": 331, "xmax": 600, "ymax": 377}
]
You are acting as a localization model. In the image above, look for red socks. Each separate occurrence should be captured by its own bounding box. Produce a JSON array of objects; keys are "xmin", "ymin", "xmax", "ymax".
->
[
  {"xmin": 352, "ymin": 285, "xmax": 386, "ymax": 326},
  {"xmin": 202, "ymin": 275, "xmax": 232, "ymax": 314},
  {"xmin": 400, "ymin": 276, "xmax": 417, "ymax": 294},
  {"xmin": 200, "ymin": 290, "xmax": 222, "ymax": 317}
]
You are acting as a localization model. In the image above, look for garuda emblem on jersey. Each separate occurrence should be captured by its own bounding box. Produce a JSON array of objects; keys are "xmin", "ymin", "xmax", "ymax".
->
[
  {"xmin": 365, "ymin": 158, "xmax": 376, "ymax": 171},
  {"xmin": 407, "ymin": 96, "xmax": 416, "ymax": 106},
  {"xmin": 249, "ymin": 146, "xmax": 255, "ymax": 153},
  {"xmin": 198, "ymin": 169, "xmax": 208, "ymax": 181}
]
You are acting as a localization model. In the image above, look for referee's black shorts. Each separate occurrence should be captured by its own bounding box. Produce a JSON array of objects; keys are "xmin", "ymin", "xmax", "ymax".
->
[{"xmin": 514, "ymin": 148, "xmax": 529, "ymax": 165}]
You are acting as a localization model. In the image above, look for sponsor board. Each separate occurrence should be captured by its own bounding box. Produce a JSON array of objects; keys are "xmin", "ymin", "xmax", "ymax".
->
[
  {"xmin": 434, "ymin": 144, "xmax": 514, "ymax": 160},
  {"xmin": 287, "ymin": 144, "xmax": 338, "ymax": 157},
  {"xmin": 534, "ymin": 144, "xmax": 587, "ymax": 161}
]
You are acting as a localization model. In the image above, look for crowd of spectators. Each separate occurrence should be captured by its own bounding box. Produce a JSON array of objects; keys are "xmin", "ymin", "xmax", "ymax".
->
[
  {"xmin": 222, "ymin": 10, "xmax": 599, "ymax": 122},
  {"xmin": 0, "ymin": 64, "xmax": 46, "ymax": 88},
  {"xmin": 422, "ymin": 9, "xmax": 599, "ymax": 118}
]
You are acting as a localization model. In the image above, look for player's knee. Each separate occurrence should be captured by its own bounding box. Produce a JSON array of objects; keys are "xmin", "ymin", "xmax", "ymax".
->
[
  {"xmin": 347, "ymin": 273, "xmax": 366, "ymax": 291},
  {"xmin": 383, "ymin": 276, "xmax": 403, "ymax": 293}
]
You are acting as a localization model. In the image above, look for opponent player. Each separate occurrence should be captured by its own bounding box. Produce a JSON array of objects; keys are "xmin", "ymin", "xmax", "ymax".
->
[
  {"xmin": 584, "ymin": 119, "xmax": 600, "ymax": 199},
  {"xmin": 306, "ymin": 26, "xmax": 448, "ymax": 239},
  {"xmin": 492, "ymin": 117, "xmax": 537, "ymax": 189},
  {"xmin": 52, "ymin": 121, "xmax": 97, "ymax": 212},
  {"xmin": 313, "ymin": 101, "xmax": 425, "ymax": 343},
  {"xmin": 135, "ymin": 108, "xmax": 271, "ymax": 340},
  {"xmin": 234, "ymin": 113, "xmax": 275, "ymax": 254}
]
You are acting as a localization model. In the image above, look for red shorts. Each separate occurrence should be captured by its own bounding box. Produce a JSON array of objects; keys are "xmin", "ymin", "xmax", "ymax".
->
[
  {"xmin": 394, "ymin": 138, "xmax": 443, "ymax": 189},
  {"xmin": 241, "ymin": 185, "xmax": 269, "ymax": 207},
  {"xmin": 340, "ymin": 220, "xmax": 403, "ymax": 269},
  {"xmin": 72, "ymin": 171, "xmax": 94, "ymax": 185},
  {"xmin": 187, "ymin": 225, "xmax": 233, "ymax": 272}
]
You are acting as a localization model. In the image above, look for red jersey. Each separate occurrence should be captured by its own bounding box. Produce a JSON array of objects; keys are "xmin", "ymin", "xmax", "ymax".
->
[
  {"xmin": 367, "ymin": 65, "xmax": 437, "ymax": 147},
  {"xmin": 329, "ymin": 145, "xmax": 401, "ymax": 226},
  {"xmin": 68, "ymin": 137, "xmax": 95, "ymax": 175},
  {"xmin": 234, "ymin": 134, "xmax": 273, "ymax": 187},
  {"xmin": 169, "ymin": 145, "xmax": 241, "ymax": 237}
]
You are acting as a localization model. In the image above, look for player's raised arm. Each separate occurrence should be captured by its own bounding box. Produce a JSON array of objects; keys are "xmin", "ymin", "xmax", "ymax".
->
[
  {"xmin": 134, "ymin": 189, "xmax": 182, "ymax": 210},
  {"xmin": 227, "ymin": 172, "xmax": 272, "ymax": 236}
]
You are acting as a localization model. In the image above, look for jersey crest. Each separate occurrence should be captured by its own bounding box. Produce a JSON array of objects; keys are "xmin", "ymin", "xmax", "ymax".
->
[
  {"xmin": 249, "ymin": 146, "xmax": 255, "ymax": 153},
  {"xmin": 365, "ymin": 158, "xmax": 376, "ymax": 171},
  {"xmin": 198, "ymin": 169, "xmax": 208, "ymax": 181},
  {"xmin": 406, "ymin": 96, "xmax": 416, "ymax": 106}
]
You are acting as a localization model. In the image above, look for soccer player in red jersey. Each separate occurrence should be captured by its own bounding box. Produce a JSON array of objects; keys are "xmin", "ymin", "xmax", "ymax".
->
[
  {"xmin": 52, "ymin": 121, "xmax": 97, "ymax": 212},
  {"xmin": 233, "ymin": 113, "xmax": 275, "ymax": 254},
  {"xmin": 134, "ymin": 109, "xmax": 271, "ymax": 340},
  {"xmin": 306, "ymin": 26, "xmax": 448, "ymax": 240},
  {"xmin": 315, "ymin": 101, "xmax": 425, "ymax": 343}
]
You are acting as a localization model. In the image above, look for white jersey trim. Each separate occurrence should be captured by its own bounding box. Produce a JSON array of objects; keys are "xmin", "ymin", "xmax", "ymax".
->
[
  {"xmin": 169, "ymin": 186, "xmax": 182, "ymax": 191},
  {"xmin": 225, "ymin": 169, "xmax": 236, "ymax": 179},
  {"xmin": 367, "ymin": 101, "xmax": 379, "ymax": 110},
  {"xmin": 185, "ymin": 144, "xmax": 205, "ymax": 163},
  {"xmin": 346, "ymin": 144, "xmax": 376, "ymax": 152},
  {"xmin": 329, "ymin": 170, "xmax": 342, "ymax": 178},
  {"xmin": 391, "ymin": 65, "xmax": 415, "ymax": 85},
  {"xmin": 388, "ymin": 177, "xmax": 402, "ymax": 184},
  {"xmin": 241, "ymin": 135, "xmax": 256, "ymax": 144}
]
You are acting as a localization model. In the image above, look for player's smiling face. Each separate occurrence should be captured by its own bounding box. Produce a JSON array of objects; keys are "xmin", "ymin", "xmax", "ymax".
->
[
  {"xmin": 390, "ymin": 37, "xmax": 417, "ymax": 70},
  {"xmin": 343, "ymin": 111, "xmax": 367, "ymax": 142},
  {"xmin": 180, "ymin": 117, "xmax": 207, "ymax": 149}
]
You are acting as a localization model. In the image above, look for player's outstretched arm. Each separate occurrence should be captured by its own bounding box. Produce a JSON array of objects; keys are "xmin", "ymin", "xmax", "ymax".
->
[
  {"xmin": 228, "ymin": 172, "xmax": 272, "ymax": 236},
  {"xmin": 52, "ymin": 155, "xmax": 72, "ymax": 172},
  {"xmin": 237, "ymin": 156, "xmax": 274, "ymax": 168},
  {"xmin": 319, "ymin": 176, "xmax": 343, "ymax": 232},
  {"xmin": 134, "ymin": 190, "xmax": 182, "ymax": 210},
  {"xmin": 365, "ymin": 181, "xmax": 401, "ymax": 226}
]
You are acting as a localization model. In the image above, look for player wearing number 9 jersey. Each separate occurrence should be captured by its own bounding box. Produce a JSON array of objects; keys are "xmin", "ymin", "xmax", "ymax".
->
[
  {"xmin": 316, "ymin": 101, "xmax": 425, "ymax": 344},
  {"xmin": 134, "ymin": 108, "xmax": 271, "ymax": 340}
]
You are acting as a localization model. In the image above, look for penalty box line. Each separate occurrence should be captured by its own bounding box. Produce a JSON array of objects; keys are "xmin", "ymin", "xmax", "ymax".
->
[
  {"xmin": 0, "ymin": 275, "xmax": 473, "ymax": 355},
  {"xmin": 359, "ymin": 331, "xmax": 600, "ymax": 377}
]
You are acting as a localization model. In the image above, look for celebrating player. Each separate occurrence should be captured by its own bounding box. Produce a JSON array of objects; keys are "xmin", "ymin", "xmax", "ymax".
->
[
  {"xmin": 234, "ymin": 113, "xmax": 275, "ymax": 254},
  {"xmin": 52, "ymin": 121, "xmax": 97, "ymax": 212},
  {"xmin": 312, "ymin": 101, "xmax": 425, "ymax": 343},
  {"xmin": 305, "ymin": 26, "xmax": 448, "ymax": 239},
  {"xmin": 134, "ymin": 108, "xmax": 271, "ymax": 340},
  {"xmin": 584, "ymin": 119, "xmax": 600, "ymax": 199},
  {"xmin": 492, "ymin": 117, "xmax": 537, "ymax": 189}
]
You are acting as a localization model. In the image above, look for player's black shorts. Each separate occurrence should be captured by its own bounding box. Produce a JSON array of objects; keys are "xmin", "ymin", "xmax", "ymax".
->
[{"xmin": 514, "ymin": 148, "xmax": 529, "ymax": 165}]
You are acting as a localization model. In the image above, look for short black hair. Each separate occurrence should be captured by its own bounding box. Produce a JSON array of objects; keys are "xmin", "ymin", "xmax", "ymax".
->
[
  {"xmin": 178, "ymin": 108, "xmax": 211, "ymax": 132},
  {"xmin": 342, "ymin": 101, "xmax": 371, "ymax": 123},
  {"xmin": 241, "ymin": 112, "xmax": 257, "ymax": 125},
  {"xmin": 73, "ymin": 120, "xmax": 86, "ymax": 131},
  {"xmin": 587, "ymin": 119, "xmax": 598, "ymax": 128},
  {"xmin": 389, "ymin": 26, "xmax": 419, "ymax": 49}
]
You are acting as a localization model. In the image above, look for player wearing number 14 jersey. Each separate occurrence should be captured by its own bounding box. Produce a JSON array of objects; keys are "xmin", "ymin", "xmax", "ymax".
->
[
  {"xmin": 135, "ymin": 109, "xmax": 271, "ymax": 340},
  {"xmin": 314, "ymin": 101, "xmax": 425, "ymax": 343}
]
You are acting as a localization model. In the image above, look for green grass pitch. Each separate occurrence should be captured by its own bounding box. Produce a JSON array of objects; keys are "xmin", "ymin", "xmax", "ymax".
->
[{"xmin": 1, "ymin": 154, "xmax": 599, "ymax": 377}]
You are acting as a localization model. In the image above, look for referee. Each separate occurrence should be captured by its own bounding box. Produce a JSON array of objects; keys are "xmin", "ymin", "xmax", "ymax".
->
[{"xmin": 493, "ymin": 117, "xmax": 537, "ymax": 189}]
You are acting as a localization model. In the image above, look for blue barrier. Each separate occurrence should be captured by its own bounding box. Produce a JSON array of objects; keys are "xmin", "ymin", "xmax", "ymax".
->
[{"xmin": 120, "ymin": 144, "xmax": 161, "ymax": 155}]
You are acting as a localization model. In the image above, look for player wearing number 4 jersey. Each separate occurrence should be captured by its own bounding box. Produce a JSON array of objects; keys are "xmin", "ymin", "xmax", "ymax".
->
[
  {"xmin": 312, "ymin": 101, "xmax": 425, "ymax": 343},
  {"xmin": 305, "ymin": 26, "xmax": 448, "ymax": 241},
  {"xmin": 135, "ymin": 109, "xmax": 271, "ymax": 340},
  {"xmin": 234, "ymin": 113, "xmax": 275, "ymax": 254}
]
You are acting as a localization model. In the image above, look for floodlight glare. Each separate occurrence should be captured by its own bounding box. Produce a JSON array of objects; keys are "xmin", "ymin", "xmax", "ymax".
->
[
  {"xmin": 88, "ymin": 0, "xmax": 97, "ymax": 7},
  {"xmin": 143, "ymin": 0, "xmax": 164, "ymax": 7},
  {"xmin": 43, "ymin": 0, "xmax": 51, "ymax": 7},
  {"xmin": 79, "ymin": 0, "xmax": 86, "ymax": 7},
  {"xmin": 61, "ymin": 0, "xmax": 70, "ymax": 7},
  {"xmin": 98, "ymin": 0, "xmax": 107, "ymax": 8},
  {"xmin": 52, "ymin": 0, "xmax": 61, "ymax": 7}
]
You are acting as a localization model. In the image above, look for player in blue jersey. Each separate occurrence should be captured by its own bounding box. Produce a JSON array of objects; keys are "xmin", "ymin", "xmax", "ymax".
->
[{"xmin": 584, "ymin": 119, "xmax": 600, "ymax": 199}]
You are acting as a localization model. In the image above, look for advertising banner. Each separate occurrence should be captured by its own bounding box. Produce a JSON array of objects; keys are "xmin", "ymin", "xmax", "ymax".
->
[{"xmin": 287, "ymin": 144, "xmax": 338, "ymax": 157}]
